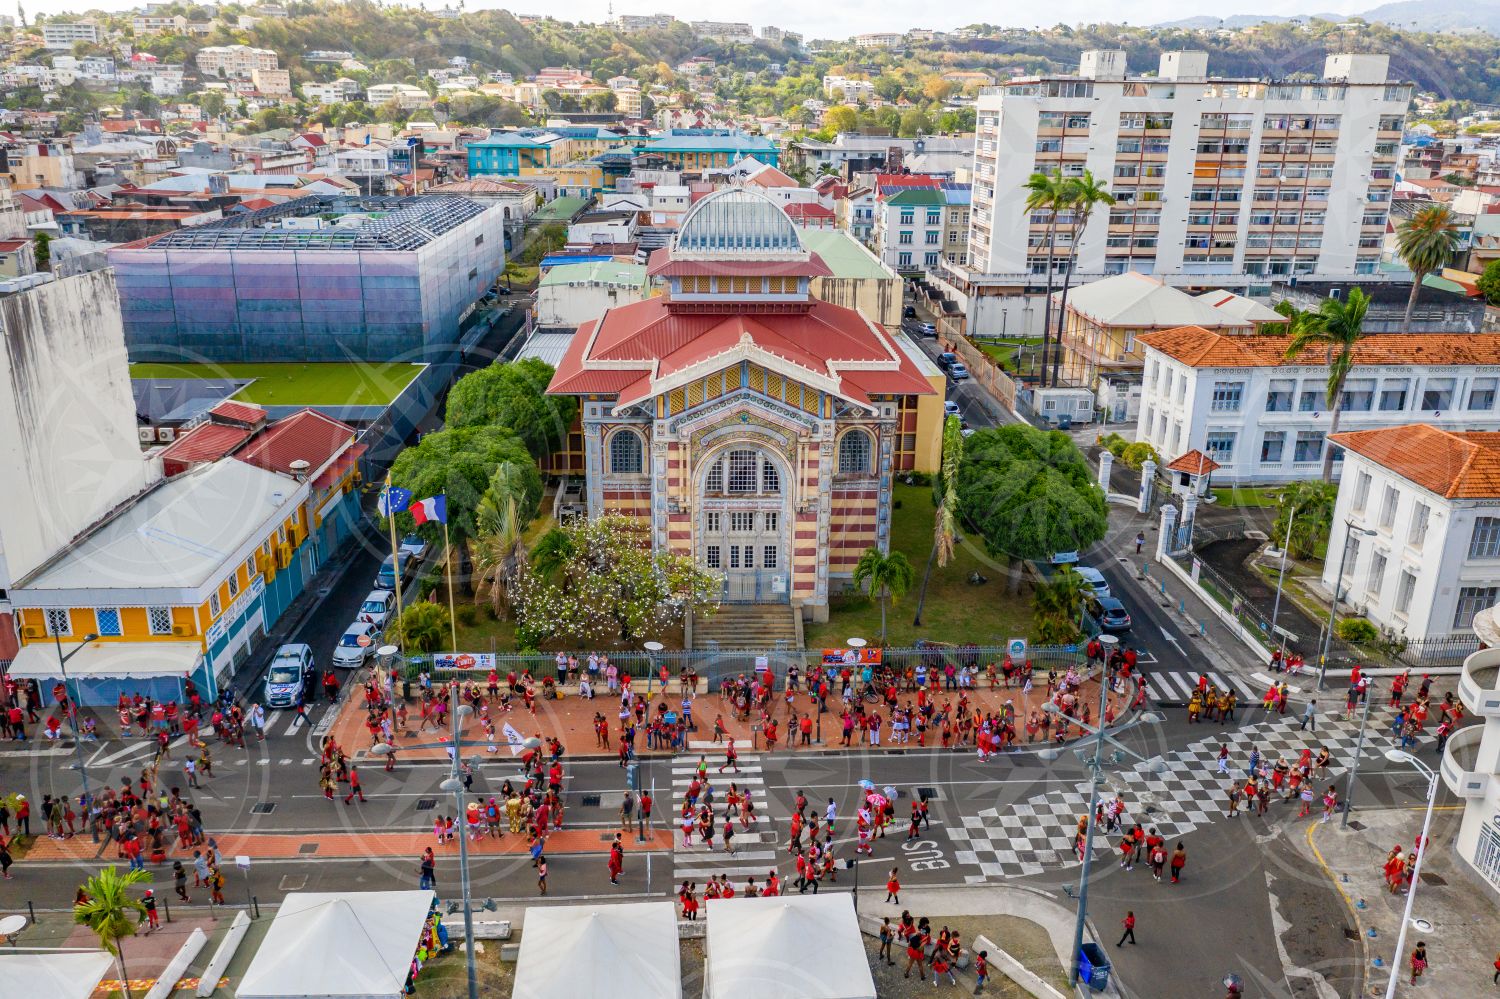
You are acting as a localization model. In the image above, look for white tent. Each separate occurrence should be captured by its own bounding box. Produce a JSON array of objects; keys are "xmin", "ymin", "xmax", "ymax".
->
[
  {"xmin": 513, "ymin": 901, "xmax": 681, "ymax": 999},
  {"xmin": 236, "ymin": 890, "xmax": 435, "ymax": 999},
  {"xmin": 703, "ymin": 893, "xmax": 876, "ymax": 999},
  {"xmin": 0, "ymin": 951, "xmax": 113, "ymax": 999}
]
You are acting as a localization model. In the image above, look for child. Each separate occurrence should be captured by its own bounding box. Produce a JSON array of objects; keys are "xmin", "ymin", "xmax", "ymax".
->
[
  {"xmin": 885, "ymin": 868, "xmax": 901, "ymax": 904},
  {"xmin": 143, "ymin": 889, "xmax": 159, "ymax": 931},
  {"xmin": 975, "ymin": 950, "xmax": 989, "ymax": 994}
]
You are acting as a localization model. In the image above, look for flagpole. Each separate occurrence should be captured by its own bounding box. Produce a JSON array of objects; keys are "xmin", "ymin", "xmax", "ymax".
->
[
  {"xmin": 443, "ymin": 518, "xmax": 457, "ymax": 653},
  {"xmin": 384, "ymin": 473, "xmax": 406, "ymax": 657}
]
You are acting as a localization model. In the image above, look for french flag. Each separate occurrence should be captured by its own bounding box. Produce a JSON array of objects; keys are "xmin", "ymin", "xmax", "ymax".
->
[{"xmin": 411, "ymin": 495, "xmax": 447, "ymax": 526}]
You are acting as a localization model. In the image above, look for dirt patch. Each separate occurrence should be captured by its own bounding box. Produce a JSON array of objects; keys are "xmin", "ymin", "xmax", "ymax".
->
[{"xmin": 417, "ymin": 941, "xmax": 515, "ymax": 998}]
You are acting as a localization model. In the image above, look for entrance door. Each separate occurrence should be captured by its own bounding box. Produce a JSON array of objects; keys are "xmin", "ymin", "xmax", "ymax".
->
[{"xmin": 702, "ymin": 506, "xmax": 785, "ymax": 603}]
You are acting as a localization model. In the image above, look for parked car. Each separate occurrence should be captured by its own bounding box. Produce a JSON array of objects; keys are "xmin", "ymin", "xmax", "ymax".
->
[
  {"xmin": 937, "ymin": 352, "xmax": 957, "ymax": 370},
  {"xmin": 1094, "ymin": 596, "xmax": 1133, "ymax": 632},
  {"xmin": 949, "ymin": 362, "xmax": 970, "ymax": 380},
  {"xmin": 399, "ymin": 533, "xmax": 429, "ymax": 560},
  {"xmin": 332, "ymin": 621, "xmax": 383, "ymax": 668},
  {"xmin": 375, "ymin": 552, "xmax": 417, "ymax": 591},
  {"xmin": 903, "ymin": 305, "xmax": 917, "ymax": 319},
  {"xmin": 357, "ymin": 589, "xmax": 396, "ymax": 628},
  {"xmin": 1073, "ymin": 566, "xmax": 1111, "ymax": 601},
  {"xmin": 263, "ymin": 644, "xmax": 314, "ymax": 708},
  {"xmin": 944, "ymin": 400, "xmax": 962, "ymax": 417},
  {"xmin": 921, "ymin": 322, "xmax": 936, "ymax": 335}
]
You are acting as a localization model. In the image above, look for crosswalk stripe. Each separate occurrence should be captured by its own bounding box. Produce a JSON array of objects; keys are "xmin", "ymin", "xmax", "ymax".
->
[
  {"xmin": 1145, "ymin": 671, "xmax": 1258, "ymax": 701},
  {"xmin": 672, "ymin": 862, "xmax": 783, "ymax": 878},
  {"xmin": 283, "ymin": 713, "xmax": 305, "ymax": 737},
  {"xmin": 672, "ymin": 776, "xmax": 766, "ymax": 787},
  {"xmin": 671, "ymin": 765, "xmax": 763, "ymax": 775}
]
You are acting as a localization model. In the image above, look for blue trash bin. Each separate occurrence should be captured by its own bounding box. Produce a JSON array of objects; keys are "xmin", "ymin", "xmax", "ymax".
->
[{"xmin": 1077, "ymin": 943, "xmax": 1111, "ymax": 991}]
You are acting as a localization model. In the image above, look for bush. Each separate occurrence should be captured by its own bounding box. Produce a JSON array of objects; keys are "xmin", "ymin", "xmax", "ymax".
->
[
  {"xmin": 1119, "ymin": 441, "xmax": 1161, "ymax": 470},
  {"xmin": 1337, "ymin": 618, "xmax": 1380, "ymax": 644},
  {"xmin": 1098, "ymin": 432, "xmax": 1129, "ymax": 456},
  {"xmin": 454, "ymin": 604, "xmax": 480, "ymax": 628}
]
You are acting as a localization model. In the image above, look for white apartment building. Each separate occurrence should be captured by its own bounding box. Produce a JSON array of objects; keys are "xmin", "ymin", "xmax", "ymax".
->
[
  {"xmin": 301, "ymin": 83, "xmax": 340, "ymax": 105},
  {"xmin": 365, "ymin": 83, "xmax": 430, "ymax": 110},
  {"xmin": 612, "ymin": 13, "xmax": 676, "ymax": 31},
  {"xmin": 969, "ymin": 50, "xmax": 1408, "ymax": 284},
  {"xmin": 1324, "ymin": 424, "xmax": 1500, "ymax": 642},
  {"xmin": 853, "ymin": 33, "xmax": 902, "ymax": 48},
  {"xmin": 42, "ymin": 21, "xmax": 99, "ymax": 50},
  {"xmin": 689, "ymin": 21, "xmax": 754, "ymax": 41},
  {"xmin": 196, "ymin": 45, "xmax": 278, "ymax": 79},
  {"xmin": 132, "ymin": 14, "xmax": 187, "ymax": 33},
  {"xmin": 251, "ymin": 68, "xmax": 291, "ymax": 96},
  {"xmin": 824, "ymin": 75, "xmax": 874, "ymax": 103},
  {"xmin": 1135, "ymin": 327, "xmax": 1500, "ymax": 484}
]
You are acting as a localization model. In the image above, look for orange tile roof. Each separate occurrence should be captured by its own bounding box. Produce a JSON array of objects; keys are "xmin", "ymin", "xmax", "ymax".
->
[
  {"xmin": 1329, "ymin": 425, "xmax": 1500, "ymax": 499},
  {"xmin": 1137, "ymin": 327, "xmax": 1500, "ymax": 368},
  {"xmin": 1165, "ymin": 449, "xmax": 1221, "ymax": 476}
]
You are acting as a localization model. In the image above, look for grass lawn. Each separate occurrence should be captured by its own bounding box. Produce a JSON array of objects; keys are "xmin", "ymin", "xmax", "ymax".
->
[
  {"xmin": 804, "ymin": 482, "xmax": 1036, "ymax": 648},
  {"xmin": 973, "ymin": 337, "xmax": 1043, "ymax": 375},
  {"xmin": 1211, "ymin": 485, "xmax": 1284, "ymax": 508},
  {"xmin": 504, "ymin": 264, "xmax": 540, "ymax": 289},
  {"xmin": 129, "ymin": 361, "xmax": 423, "ymax": 406}
]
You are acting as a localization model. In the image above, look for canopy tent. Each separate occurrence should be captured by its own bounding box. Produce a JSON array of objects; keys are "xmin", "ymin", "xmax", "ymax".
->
[
  {"xmin": 2, "ymin": 641, "xmax": 210, "ymax": 706},
  {"xmin": 0, "ymin": 951, "xmax": 114, "ymax": 999},
  {"xmin": 236, "ymin": 890, "xmax": 435, "ymax": 999},
  {"xmin": 703, "ymin": 893, "xmax": 876, "ymax": 999},
  {"xmin": 513, "ymin": 901, "xmax": 681, "ymax": 999}
]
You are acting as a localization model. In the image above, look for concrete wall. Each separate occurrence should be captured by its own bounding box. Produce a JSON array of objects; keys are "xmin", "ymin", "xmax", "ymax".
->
[
  {"xmin": 0, "ymin": 269, "xmax": 160, "ymax": 587},
  {"xmin": 809, "ymin": 274, "xmax": 901, "ymax": 328}
]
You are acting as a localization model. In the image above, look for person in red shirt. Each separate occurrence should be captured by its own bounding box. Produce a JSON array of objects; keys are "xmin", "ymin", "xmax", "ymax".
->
[
  {"xmin": 343, "ymin": 766, "xmax": 366, "ymax": 804},
  {"xmin": 1118, "ymin": 911, "xmax": 1136, "ymax": 946},
  {"xmin": 885, "ymin": 868, "xmax": 901, "ymax": 904}
]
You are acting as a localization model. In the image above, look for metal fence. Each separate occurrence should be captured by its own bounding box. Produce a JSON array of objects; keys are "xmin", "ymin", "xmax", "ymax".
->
[{"xmin": 389, "ymin": 642, "xmax": 1089, "ymax": 687}]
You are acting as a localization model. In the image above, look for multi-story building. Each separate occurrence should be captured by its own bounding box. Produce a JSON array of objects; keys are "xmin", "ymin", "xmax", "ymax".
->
[
  {"xmin": 613, "ymin": 87, "xmax": 643, "ymax": 117},
  {"xmin": 689, "ymin": 21, "xmax": 755, "ymax": 41},
  {"xmin": 196, "ymin": 45, "xmax": 279, "ymax": 79},
  {"xmin": 1323, "ymin": 424, "xmax": 1500, "ymax": 644},
  {"xmin": 366, "ymin": 83, "xmax": 431, "ymax": 109},
  {"xmin": 42, "ymin": 20, "xmax": 99, "ymax": 49},
  {"xmin": 546, "ymin": 188, "xmax": 942, "ymax": 620},
  {"xmin": 874, "ymin": 187, "xmax": 948, "ymax": 273},
  {"xmin": 109, "ymin": 195, "xmax": 505, "ymax": 362},
  {"xmin": 1134, "ymin": 327, "xmax": 1500, "ymax": 483},
  {"xmin": 968, "ymin": 50, "xmax": 1408, "ymax": 285},
  {"xmin": 824, "ymin": 75, "xmax": 874, "ymax": 102},
  {"xmin": 132, "ymin": 14, "xmax": 188, "ymax": 33},
  {"xmin": 941, "ymin": 187, "xmax": 971, "ymax": 267},
  {"xmin": 612, "ymin": 13, "xmax": 677, "ymax": 31},
  {"xmin": 251, "ymin": 67, "xmax": 292, "ymax": 96},
  {"xmin": 852, "ymin": 33, "xmax": 902, "ymax": 48}
]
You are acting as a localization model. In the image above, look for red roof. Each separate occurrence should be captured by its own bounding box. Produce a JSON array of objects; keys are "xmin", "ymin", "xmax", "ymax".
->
[
  {"xmin": 1165, "ymin": 449, "xmax": 1221, "ymax": 476},
  {"xmin": 297, "ymin": 132, "xmax": 327, "ymax": 147},
  {"xmin": 0, "ymin": 239, "xmax": 27, "ymax": 251},
  {"xmin": 208, "ymin": 400, "xmax": 268, "ymax": 426},
  {"xmin": 235, "ymin": 409, "xmax": 358, "ymax": 481},
  {"xmin": 237, "ymin": 198, "xmax": 277, "ymax": 212},
  {"xmin": 646, "ymin": 247, "xmax": 833, "ymax": 279},
  {"xmin": 159, "ymin": 422, "xmax": 253, "ymax": 476},
  {"xmin": 784, "ymin": 202, "xmax": 834, "ymax": 219},
  {"xmin": 550, "ymin": 297, "xmax": 934, "ymax": 410}
]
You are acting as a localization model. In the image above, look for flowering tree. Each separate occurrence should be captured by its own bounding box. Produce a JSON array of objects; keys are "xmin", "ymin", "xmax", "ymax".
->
[{"xmin": 513, "ymin": 515, "xmax": 720, "ymax": 648}]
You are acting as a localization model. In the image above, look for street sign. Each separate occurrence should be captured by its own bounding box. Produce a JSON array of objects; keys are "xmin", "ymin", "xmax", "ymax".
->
[
  {"xmin": 235, "ymin": 855, "xmax": 251, "ymax": 871},
  {"xmin": 1008, "ymin": 638, "xmax": 1028, "ymax": 659},
  {"xmin": 356, "ymin": 634, "xmax": 372, "ymax": 648}
]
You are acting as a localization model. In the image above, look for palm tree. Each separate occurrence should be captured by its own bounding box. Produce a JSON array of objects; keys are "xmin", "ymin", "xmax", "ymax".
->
[
  {"xmin": 74, "ymin": 866, "xmax": 152, "ymax": 999},
  {"xmin": 913, "ymin": 416, "xmax": 963, "ymax": 626},
  {"xmin": 1395, "ymin": 204, "xmax": 1461, "ymax": 325},
  {"xmin": 471, "ymin": 462, "xmax": 533, "ymax": 619},
  {"xmin": 1031, "ymin": 565, "xmax": 1090, "ymax": 645},
  {"xmin": 853, "ymin": 547, "xmax": 916, "ymax": 646},
  {"xmin": 1282, "ymin": 288, "xmax": 1372, "ymax": 482},
  {"xmin": 1023, "ymin": 171, "xmax": 1070, "ymax": 387},
  {"xmin": 388, "ymin": 602, "xmax": 451, "ymax": 654},
  {"xmin": 1051, "ymin": 171, "xmax": 1115, "ymax": 386},
  {"xmin": 529, "ymin": 527, "xmax": 577, "ymax": 584}
]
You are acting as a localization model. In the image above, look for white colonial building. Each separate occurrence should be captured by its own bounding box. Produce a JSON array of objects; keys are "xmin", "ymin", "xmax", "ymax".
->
[
  {"xmin": 1135, "ymin": 327, "xmax": 1500, "ymax": 483},
  {"xmin": 1322, "ymin": 424, "xmax": 1500, "ymax": 643}
]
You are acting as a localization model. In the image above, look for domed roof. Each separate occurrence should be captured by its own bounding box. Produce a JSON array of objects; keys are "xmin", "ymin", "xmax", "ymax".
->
[{"xmin": 673, "ymin": 187, "xmax": 806, "ymax": 259}]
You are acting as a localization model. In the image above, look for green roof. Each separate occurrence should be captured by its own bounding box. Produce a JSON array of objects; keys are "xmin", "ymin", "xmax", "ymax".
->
[
  {"xmin": 539, "ymin": 260, "xmax": 648, "ymax": 288},
  {"xmin": 129, "ymin": 362, "xmax": 423, "ymax": 406},
  {"xmin": 885, "ymin": 188, "xmax": 945, "ymax": 206},
  {"xmin": 532, "ymin": 196, "xmax": 590, "ymax": 222},
  {"xmin": 799, "ymin": 230, "xmax": 894, "ymax": 281}
]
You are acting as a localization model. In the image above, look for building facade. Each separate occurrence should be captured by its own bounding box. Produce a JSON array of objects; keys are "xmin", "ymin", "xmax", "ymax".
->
[
  {"xmin": 109, "ymin": 195, "xmax": 505, "ymax": 362},
  {"xmin": 969, "ymin": 50, "xmax": 1408, "ymax": 284},
  {"xmin": 1323, "ymin": 425, "xmax": 1500, "ymax": 644},
  {"xmin": 196, "ymin": 45, "xmax": 279, "ymax": 78},
  {"xmin": 1135, "ymin": 328, "xmax": 1500, "ymax": 483},
  {"xmin": 42, "ymin": 21, "xmax": 99, "ymax": 49},
  {"xmin": 547, "ymin": 189, "xmax": 941, "ymax": 620}
]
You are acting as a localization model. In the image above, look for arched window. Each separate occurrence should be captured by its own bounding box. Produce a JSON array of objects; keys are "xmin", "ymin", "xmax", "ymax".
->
[
  {"xmin": 761, "ymin": 460, "xmax": 780, "ymax": 492},
  {"xmin": 838, "ymin": 430, "xmax": 873, "ymax": 475},
  {"xmin": 704, "ymin": 448, "xmax": 781, "ymax": 495},
  {"xmin": 608, "ymin": 430, "xmax": 644, "ymax": 474}
]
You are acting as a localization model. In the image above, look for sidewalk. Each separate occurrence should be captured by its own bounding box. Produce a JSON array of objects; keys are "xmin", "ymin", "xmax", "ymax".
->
[
  {"xmin": 1303, "ymin": 802, "xmax": 1489, "ymax": 998},
  {"xmin": 325, "ymin": 671, "xmax": 1121, "ymax": 764},
  {"xmin": 24, "ymin": 826, "xmax": 672, "ymax": 863}
]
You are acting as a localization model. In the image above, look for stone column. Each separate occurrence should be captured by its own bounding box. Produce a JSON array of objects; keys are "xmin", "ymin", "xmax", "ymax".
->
[
  {"xmin": 1182, "ymin": 493, "xmax": 1200, "ymax": 552},
  {"xmin": 1156, "ymin": 503, "xmax": 1178, "ymax": 561},
  {"xmin": 1098, "ymin": 450, "xmax": 1114, "ymax": 493},
  {"xmin": 1137, "ymin": 458, "xmax": 1157, "ymax": 514}
]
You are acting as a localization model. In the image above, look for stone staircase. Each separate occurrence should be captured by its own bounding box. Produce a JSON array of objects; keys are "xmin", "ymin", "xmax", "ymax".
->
[{"xmin": 693, "ymin": 603, "xmax": 799, "ymax": 650}]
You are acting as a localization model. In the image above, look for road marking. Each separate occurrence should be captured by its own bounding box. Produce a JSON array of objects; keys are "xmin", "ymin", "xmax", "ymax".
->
[{"xmin": 1159, "ymin": 625, "xmax": 1186, "ymax": 656}]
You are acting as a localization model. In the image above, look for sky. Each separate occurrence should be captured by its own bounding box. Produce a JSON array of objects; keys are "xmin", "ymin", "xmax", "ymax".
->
[{"xmin": 15, "ymin": 0, "xmax": 1376, "ymax": 41}]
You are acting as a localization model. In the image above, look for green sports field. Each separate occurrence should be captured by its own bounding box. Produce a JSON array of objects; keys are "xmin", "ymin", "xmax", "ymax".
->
[{"xmin": 130, "ymin": 362, "xmax": 424, "ymax": 406}]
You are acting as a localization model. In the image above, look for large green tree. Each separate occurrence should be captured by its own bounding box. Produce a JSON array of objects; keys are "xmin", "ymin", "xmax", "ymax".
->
[
  {"xmin": 388, "ymin": 601, "xmax": 453, "ymax": 654},
  {"xmin": 470, "ymin": 461, "xmax": 534, "ymax": 619},
  {"xmin": 1395, "ymin": 204, "xmax": 1461, "ymax": 325},
  {"xmin": 957, "ymin": 424, "xmax": 1108, "ymax": 593},
  {"xmin": 1272, "ymin": 481, "xmax": 1338, "ymax": 561},
  {"xmin": 73, "ymin": 866, "xmax": 152, "ymax": 999},
  {"xmin": 1032, "ymin": 565, "xmax": 1090, "ymax": 645},
  {"xmin": 1280, "ymin": 287, "xmax": 1371, "ymax": 482},
  {"xmin": 444, "ymin": 358, "xmax": 578, "ymax": 459},
  {"xmin": 913, "ymin": 415, "xmax": 963, "ymax": 626},
  {"xmin": 1050, "ymin": 170, "xmax": 1114, "ymax": 386},
  {"xmin": 388, "ymin": 425, "xmax": 542, "ymax": 575}
]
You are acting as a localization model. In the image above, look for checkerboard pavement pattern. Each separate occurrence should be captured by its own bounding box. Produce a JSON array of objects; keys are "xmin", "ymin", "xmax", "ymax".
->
[{"xmin": 947, "ymin": 702, "xmax": 1425, "ymax": 882}]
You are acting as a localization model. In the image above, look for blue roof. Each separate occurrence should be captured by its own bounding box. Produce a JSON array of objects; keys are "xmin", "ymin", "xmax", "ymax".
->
[
  {"xmin": 466, "ymin": 130, "xmax": 561, "ymax": 148},
  {"xmin": 645, "ymin": 133, "xmax": 777, "ymax": 153},
  {"xmin": 943, "ymin": 187, "xmax": 972, "ymax": 206}
]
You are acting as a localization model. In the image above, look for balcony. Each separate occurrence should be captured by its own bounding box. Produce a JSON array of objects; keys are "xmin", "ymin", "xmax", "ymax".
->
[
  {"xmin": 1459, "ymin": 646, "xmax": 1500, "ymax": 716},
  {"xmin": 1440, "ymin": 723, "xmax": 1489, "ymax": 799}
]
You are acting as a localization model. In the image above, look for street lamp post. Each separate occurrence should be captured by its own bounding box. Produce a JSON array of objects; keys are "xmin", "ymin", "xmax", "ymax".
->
[
  {"xmin": 1381, "ymin": 750, "xmax": 1441, "ymax": 999},
  {"xmin": 840, "ymin": 638, "xmax": 867, "ymax": 745},
  {"xmin": 52, "ymin": 631, "xmax": 100, "ymax": 802},
  {"xmin": 1318, "ymin": 521, "xmax": 1376, "ymax": 691},
  {"xmin": 643, "ymin": 641, "xmax": 664, "ymax": 697},
  {"xmin": 438, "ymin": 684, "xmax": 477, "ymax": 999},
  {"xmin": 1341, "ymin": 678, "xmax": 1376, "ymax": 828},
  {"xmin": 1065, "ymin": 632, "xmax": 1114, "ymax": 987},
  {"xmin": 1268, "ymin": 497, "xmax": 1302, "ymax": 661}
]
